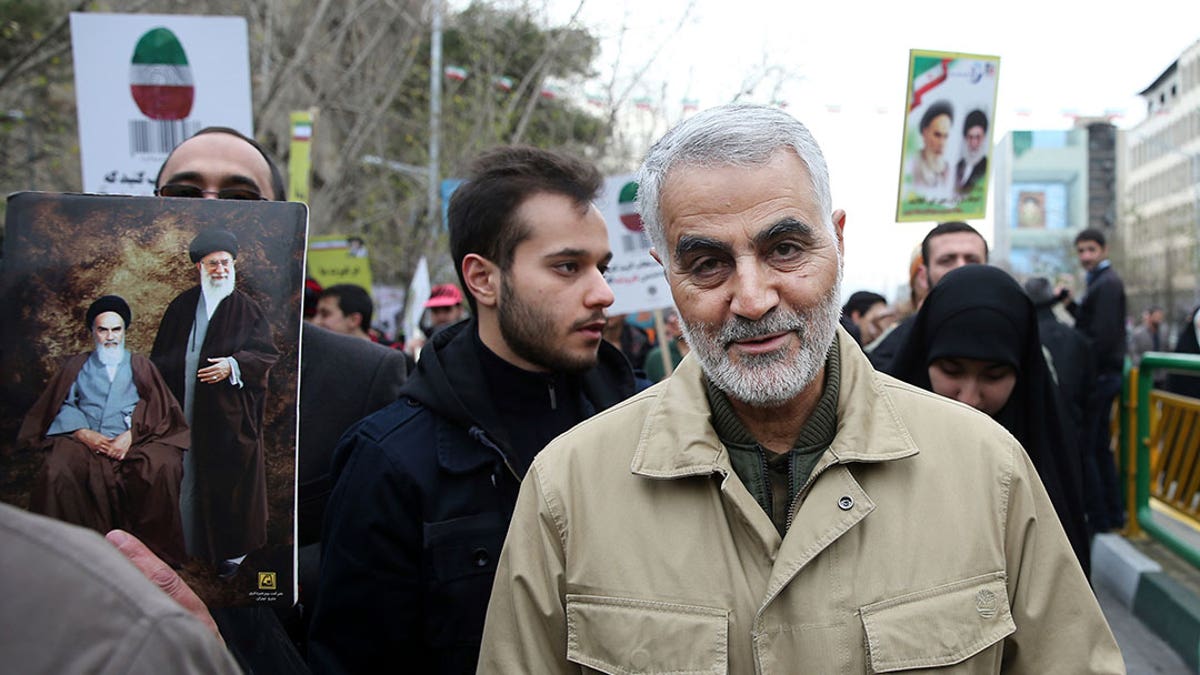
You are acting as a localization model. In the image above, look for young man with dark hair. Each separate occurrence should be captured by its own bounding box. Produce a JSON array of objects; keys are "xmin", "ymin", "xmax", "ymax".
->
[
  {"xmin": 840, "ymin": 290, "xmax": 892, "ymax": 346},
  {"xmin": 308, "ymin": 145, "xmax": 636, "ymax": 674},
  {"xmin": 868, "ymin": 221, "xmax": 988, "ymax": 371},
  {"xmin": 918, "ymin": 220, "xmax": 989, "ymax": 288},
  {"xmin": 314, "ymin": 283, "xmax": 374, "ymax": 340},
  {"xmin": 1066, "ymin": 227, "xmax": 1127, "ymax": 532}
]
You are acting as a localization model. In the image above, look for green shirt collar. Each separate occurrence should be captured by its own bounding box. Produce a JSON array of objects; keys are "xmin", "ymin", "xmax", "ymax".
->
[{"xmin": 704, "ymin": 340, "xmax": 842, "ymax": 532}]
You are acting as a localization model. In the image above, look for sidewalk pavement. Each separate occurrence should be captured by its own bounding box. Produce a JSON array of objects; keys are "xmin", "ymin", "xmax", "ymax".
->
[{"xmin": 1093, "ymin": 508, "xmax": 1200, "ymax": 673}]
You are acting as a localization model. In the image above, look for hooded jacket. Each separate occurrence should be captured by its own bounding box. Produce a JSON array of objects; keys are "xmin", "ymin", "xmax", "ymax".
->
[
  {"xmin": 479, "ymin": 328, "xmax": 1121, "ymax": 673},
  {"xmin": 308, "ymin": 319, "xmax": 635, "ymax": 674}
]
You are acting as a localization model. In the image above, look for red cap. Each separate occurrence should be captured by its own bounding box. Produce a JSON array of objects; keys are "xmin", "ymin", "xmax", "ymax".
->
[{"xmin": 424, "ymin": 284, "xmax": 463, "ymax": 308}]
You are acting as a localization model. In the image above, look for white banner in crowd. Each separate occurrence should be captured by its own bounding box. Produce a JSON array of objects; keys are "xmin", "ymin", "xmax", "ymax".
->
[
  {"xmin": 403, "ymin": 256, "xmax": 432, "ymax": 343},
  {"xmin": 71, "ymin": 13, "xmax": 253, "ymax": 195},
  {"xmin": 596, "ymin": 174, "xmax": 673, "ymax": 316}
]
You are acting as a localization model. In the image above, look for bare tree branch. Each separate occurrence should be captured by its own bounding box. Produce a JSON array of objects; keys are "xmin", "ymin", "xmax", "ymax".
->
[{"xmin": 0, "ymin": 0, "xmax": 90, "ymax": 92}]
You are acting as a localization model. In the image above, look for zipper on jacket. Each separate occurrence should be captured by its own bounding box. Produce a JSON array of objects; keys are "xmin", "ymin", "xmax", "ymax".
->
[
  {"xmin": 755, "ymin": 445, "xmax": 772, "ymax": 521},
  {"xmin": 468, "ymin": 426, "xmax": 521, "ymax": 482},
  {"xmin": 784, "ymin": 452, "xmax": 795, "ymax": 533},
  {"xmin": 548, "ymin": 381, "xmax": 557, "ymax": 410},
  {"xmin": 786, "ymin": 457, "xmax": 833, "ymax": 532}
]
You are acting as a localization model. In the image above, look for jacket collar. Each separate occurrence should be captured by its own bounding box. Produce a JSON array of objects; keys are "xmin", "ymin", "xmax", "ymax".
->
[
  {"xmin": 402, "ymin": 319, "xmax": 636, "ymax": 475},
  {"xmin": 631, "ymin": 327, "xmax": 919, "ymax": 479}
]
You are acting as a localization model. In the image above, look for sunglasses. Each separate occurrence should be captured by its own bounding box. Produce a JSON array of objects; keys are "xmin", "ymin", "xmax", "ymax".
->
[{"xmin": 155, "ymin": 184, "xmax": 268, "ymax": 201}]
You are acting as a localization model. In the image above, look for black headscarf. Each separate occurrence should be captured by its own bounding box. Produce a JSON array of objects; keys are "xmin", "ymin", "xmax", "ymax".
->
[{"xmin": 890, "ymin": 264, "xmax": 1090, "ymax": 573}]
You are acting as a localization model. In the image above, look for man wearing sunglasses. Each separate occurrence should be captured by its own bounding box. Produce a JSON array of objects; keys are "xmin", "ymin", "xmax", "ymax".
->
[{"xmin": 153, "ymin": 126, "xmax": 284, "ymax": 203}]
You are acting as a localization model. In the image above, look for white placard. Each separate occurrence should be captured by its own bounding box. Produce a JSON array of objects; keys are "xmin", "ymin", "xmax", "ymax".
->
[
  {"xmin": 598, "ymin": 174, "xmax": 673, "ymax": 316},
  {"xmin": 70, "ymin": 13, "xmax": 253, "ymax": 195},
  {"xmin": 403, "ymin": 256, "xmax": 432, "ymax": 343}
]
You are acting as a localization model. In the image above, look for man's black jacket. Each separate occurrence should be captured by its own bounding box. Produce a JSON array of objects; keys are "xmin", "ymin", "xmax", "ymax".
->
[
  {"xmin": 307, "ymin": 319, "xmax": 635, "ymax": 674},
  {"xmin": 1068, "ymin": 264, "xmax": 1126, "ymax": 375}
]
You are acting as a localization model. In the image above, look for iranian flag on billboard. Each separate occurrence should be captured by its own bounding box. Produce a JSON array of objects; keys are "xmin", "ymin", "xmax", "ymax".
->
[
  {"xmin": 597, "ymin": 175, "xmax": 672, "ymax": 315},
  {"xmin": 71, "ymin": 13, "xmax": 253, "ymax": 195},
  {"xmin": 129, "ymin": 27, "xmax": 195, "ymax": 121}
]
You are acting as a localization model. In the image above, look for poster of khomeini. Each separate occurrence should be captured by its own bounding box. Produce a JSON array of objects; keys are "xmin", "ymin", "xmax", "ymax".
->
[{"xmin": 0, "ymin": 191, "xmax": 306, "ymax": 609}]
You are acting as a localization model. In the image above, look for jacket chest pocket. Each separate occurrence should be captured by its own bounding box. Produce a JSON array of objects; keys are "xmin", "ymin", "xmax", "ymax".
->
[
  {"xmin": 424, "ymin": 511, "xmax": 507, "ymax": 583},
  {"xmin": 566, "ymin": 594, "xmax": 729, "ymax": 674},
  {"xmin": 860, "ymin": 572, "xmax": 1014, "ymax": 673},
  {"xmin": 422, "ymin": 512, "xmax": 508, "ymax": 647}
]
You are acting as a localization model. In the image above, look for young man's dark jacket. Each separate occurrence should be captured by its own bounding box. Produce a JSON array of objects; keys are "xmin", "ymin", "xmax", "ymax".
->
[
  {"xmin": 307, "ymin": 318, "xmax": 636, "ymax": 674},
  {"xmin": 1067, "ymin": 263, "xmax": 1126, "ymax": 375}
]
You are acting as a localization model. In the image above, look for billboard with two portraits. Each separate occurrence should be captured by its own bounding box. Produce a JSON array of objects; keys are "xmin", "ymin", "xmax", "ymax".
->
[{"xmin": 896, "ymin": 49, "xmax": 1000, "ymax": 222}]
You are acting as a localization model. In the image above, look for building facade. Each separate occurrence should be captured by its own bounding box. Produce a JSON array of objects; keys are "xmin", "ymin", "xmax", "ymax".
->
[
  {"xmin": 992, "ymin": 124, "xmax": 1113, "ymax": 285},
  {"xmin": 1121, "ymin": 39, "xmax": 1200, "ymax": 324}
]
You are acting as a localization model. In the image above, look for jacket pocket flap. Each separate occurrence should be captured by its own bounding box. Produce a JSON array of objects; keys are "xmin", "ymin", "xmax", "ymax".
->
[
  {"xmin": 860, "ymin": 572, "xmax": 1014, "ymax": 673},
  {"xmin": 566, "ymin": 594, "xmax": 728, "ymax": 674},
  {"xmin": 424, "ymin": 512, "xmax": 507, "ymax": 582}
]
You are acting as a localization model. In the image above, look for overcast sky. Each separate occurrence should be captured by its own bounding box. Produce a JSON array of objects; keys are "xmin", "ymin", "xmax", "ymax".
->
[{"xmin": 536, "ymin": 0, "xmax": 1199, "ymax": 301}]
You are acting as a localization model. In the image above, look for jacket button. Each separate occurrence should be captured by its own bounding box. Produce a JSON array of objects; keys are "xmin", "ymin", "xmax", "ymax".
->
[
  {"xmin": 472, "ymin": 548, "xmax": 490, "ymax": 567},
  {"xmin": 838, "ymin": 496, "xmax": 854, "ymax": 510}
]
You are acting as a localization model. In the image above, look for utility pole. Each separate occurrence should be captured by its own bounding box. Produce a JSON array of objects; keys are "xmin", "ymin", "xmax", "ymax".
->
[{"xmin": 428, "ymin": 0, "xmax": 443, "ymax": 236}]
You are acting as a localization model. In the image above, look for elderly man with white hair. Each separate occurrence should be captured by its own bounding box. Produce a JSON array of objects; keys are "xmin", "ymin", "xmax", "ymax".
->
[
  {"xmin": 20, "ymin": 295, "xmax": 190, "ymax": 565},
  {"xmin": 151, "ymin": 229, "xmax": 279, "ymax": 573},
  {"xmin": 478, "ymin": 104, "xmax": 1122, "ymax": 673}
]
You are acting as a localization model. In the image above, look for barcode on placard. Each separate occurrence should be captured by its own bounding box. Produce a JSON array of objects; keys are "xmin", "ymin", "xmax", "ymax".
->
[
  {"xmin": 621, "ymin": 232, "xmax": 650, "ymax": 253},
  {"xmin": 128, "ymin": 119, "xmax": 203, "ymax": 155}
]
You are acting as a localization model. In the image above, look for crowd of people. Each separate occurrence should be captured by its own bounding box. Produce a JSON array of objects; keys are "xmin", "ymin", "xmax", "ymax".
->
[{"xmin": 19, "ymin": 98, "xmax": 1200, "ymax": 673}]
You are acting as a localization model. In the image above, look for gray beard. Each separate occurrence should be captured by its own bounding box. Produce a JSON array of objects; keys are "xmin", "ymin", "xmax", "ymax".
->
[
  {"xmin": 96, "ymin": 341, "xmax": 125, "ymax": 366},
  {"xmin": 201, "ymin": 267, "xmax": 237, "ymax": 313},
  {"xmin": 961, "ymin": 145, "xmax": 986, "ymax": 168},
  {"xmin": 680, "ymin": 268, "xmax": 842, "ymax": 408}
]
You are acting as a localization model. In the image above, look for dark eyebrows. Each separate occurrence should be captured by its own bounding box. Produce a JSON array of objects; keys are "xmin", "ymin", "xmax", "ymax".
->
[
  {"xmin": 754, "ymin": 217, "xmax": 817, "ymax": 247},
  {"xmin": 674, "ymin": 235, "xmax": 731, "ymax": 261},
  {"xmin": 543, "ymin": 248, "xmax": 613, "ymax": 265},
  {"xmin": 161, "ymin": 170, "xmax": 262, "ymax": 191},
  {"xmin": 161, "ymin": 170, "xmax": 204, "ymax": 186}
]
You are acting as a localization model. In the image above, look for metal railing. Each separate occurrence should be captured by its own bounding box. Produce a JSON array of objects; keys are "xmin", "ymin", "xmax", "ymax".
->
[{"xmin": 1126, "ymin": 352, "xmax": 1200, "ymax": 568}]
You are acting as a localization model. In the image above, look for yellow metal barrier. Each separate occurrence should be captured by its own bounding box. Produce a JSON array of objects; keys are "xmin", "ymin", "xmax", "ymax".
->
[
  {"xmin": 1123, "ymin": 370, "xmax": 1140, "ymax": 536},
  {"xmin": 1127, "ymin": 353, "xmax": 1200, "ymax": 569},
  {"xmin": 1147, "ymin": 389, "xmax": 1200, "ymax": 521}
]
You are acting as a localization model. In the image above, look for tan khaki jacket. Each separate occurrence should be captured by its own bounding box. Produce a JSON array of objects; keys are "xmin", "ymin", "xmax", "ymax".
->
[{"xmin": 479, "ymin": 330, "xmax": 1123, "ymax": 674}]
